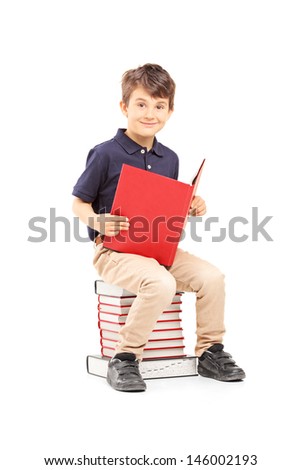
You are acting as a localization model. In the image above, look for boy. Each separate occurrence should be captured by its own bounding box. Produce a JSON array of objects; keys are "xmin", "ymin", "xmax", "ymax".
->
[{"xmin": 72, "ymin": 63, "xmax": 245, "ymax": 392}]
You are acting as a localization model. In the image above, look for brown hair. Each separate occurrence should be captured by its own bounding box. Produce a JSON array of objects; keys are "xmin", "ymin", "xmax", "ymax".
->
[{"xmin": 121, "ymin": 63, "xmax": 176, "ymax": 110}]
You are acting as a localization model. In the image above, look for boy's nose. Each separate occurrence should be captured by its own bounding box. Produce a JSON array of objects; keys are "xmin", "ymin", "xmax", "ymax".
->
[{"xmin": 144, "ymin": 108, "xmax": 155, "ymax": 119}]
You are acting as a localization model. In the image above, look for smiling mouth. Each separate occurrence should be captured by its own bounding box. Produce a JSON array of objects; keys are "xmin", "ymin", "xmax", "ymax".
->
[{"xmin": 140, "ymin": 122, "xmax": 157, "ymax": 126}]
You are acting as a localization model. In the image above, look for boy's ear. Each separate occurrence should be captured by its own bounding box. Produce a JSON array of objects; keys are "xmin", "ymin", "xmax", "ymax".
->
[{"xmin": 120, "ymin": 101, "xmax": 128, "ymax": 117}]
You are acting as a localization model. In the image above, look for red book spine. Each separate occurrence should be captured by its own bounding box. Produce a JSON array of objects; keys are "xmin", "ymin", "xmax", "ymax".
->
[{"xmin": 97, "ymin": 290, "xmax": 186, "ymax": 358}]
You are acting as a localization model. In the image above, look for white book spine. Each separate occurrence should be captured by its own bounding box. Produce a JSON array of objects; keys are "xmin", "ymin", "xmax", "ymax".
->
[
  {"xmin": 87, "ymin": 355, "xmax": 198, "ymax": 379},
  {"xmin": 101, "ymin": 328, "xmax": 184, "ymax": 341},
  {"xmin": 101, "ymin": 337, "xmax": 185, "ymax": 350}
]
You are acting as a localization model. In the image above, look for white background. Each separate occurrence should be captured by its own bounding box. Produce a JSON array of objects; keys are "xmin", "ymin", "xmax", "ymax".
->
[{"xmin": 1, "ymin": 1, "xmax": 300, "ymax": 468}]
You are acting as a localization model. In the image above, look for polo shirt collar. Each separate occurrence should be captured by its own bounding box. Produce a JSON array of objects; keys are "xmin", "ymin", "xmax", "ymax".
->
[{"xmin": 115, "ymin": 128, "xmax": 164, "ymax": 157}]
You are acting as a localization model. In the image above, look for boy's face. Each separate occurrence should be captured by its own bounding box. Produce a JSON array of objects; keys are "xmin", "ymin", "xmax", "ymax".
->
[{"xmin": 120, "ymin": 87, "xmax": 173, "ymax": 145}]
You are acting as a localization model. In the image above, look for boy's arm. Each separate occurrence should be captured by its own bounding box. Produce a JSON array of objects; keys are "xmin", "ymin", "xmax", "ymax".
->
[{"xmin": 72, "ymin": 197, "xmax": 129, "ymax": 237}]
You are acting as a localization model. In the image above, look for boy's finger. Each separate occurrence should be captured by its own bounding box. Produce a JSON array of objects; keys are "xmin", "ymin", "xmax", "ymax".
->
[
  {"xmin": 106, "ymin": 215, "xmax": 129, "ymax": 223},
  {"xmin": 108, "ymin": 221, "xmax": 130, "ymax": 230}
]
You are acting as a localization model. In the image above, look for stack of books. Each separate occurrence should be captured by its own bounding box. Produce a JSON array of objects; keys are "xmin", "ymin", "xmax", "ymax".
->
[
  {"xmin": 96, "ymin": 280, "xmax": 186, "ymax": 360},
  {"xmin": 87, "ymin": 281, "xmax": 198, "ymax": 380}
]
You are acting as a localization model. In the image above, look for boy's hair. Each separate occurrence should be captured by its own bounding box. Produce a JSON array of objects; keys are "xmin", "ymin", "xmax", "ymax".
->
[{"xmin": 121, "ymin": 63, "xmax": 176, "ymax": 111}]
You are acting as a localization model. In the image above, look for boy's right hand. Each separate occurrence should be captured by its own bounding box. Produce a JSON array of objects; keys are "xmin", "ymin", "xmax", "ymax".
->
[{"xmin": 97, "ymin": 213, "xmax": 130, "ymax": 236}]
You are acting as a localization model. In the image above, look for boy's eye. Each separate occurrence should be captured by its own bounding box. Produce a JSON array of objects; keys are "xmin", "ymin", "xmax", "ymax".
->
[
  {"xmin": 137, "ymin": 103, "xmax": 145, "ymax": 107},
  {"xmin": 156, "ymin": 105, "xmax": 165, "ymax": 110}
]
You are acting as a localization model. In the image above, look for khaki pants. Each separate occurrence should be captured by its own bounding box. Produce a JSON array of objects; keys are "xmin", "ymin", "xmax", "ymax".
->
[{"xmin": 93, "ymin": 246, "xmax": 226, "ymax": 360}]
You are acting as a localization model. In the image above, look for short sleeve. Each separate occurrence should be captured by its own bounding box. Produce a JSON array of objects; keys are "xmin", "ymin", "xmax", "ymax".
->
[
  {"xmin": 72, "ymin": 147, "xmax": 108, "ymax": 202},
  {"xmin": 174, "ymin": 158, "xmax": 179, "ymax": 180}
]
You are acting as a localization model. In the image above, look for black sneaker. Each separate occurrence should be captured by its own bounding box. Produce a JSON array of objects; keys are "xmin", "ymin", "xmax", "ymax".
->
[
  {"xmin": 107, "ymin": 352, "xmax": 146, "ymax": 392},
  {"xmin": 198, "ymin": 344, "xmax": 246, "ymax": 382}
]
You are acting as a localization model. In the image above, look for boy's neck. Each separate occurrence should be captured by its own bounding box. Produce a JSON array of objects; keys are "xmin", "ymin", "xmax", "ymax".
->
[{"xmin": 125, "ymin": 130, "xmax": 154, "ymax": 152}]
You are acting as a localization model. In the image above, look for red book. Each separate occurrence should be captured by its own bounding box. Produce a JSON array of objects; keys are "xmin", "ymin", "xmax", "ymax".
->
[
  {"xmin": 101, "ymin": 337, "xmax": 185, "ymax": 350},
  {"xmin": 103, "ymin": 159, "xmax": 205, "ymax": 266},
  {"xmin": 101, "ymin": 328, "xmax": 185, "ymax": 341},
  {"xmin": 101, "ymin": 345, "xmax": 186, "ymax": 360},
  {"xmin": 98, "ymin": 318, "xmax": 182, "ymax": 331},
  {"xmin": 98, "ymin": 308, "xmax": 183, "ymax": 324},
  {"xmin": 97, "ymin": 301, "xmax": 181, "ymax": 314}
]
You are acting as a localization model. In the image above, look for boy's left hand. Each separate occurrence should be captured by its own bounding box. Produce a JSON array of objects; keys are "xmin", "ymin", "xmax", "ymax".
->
[{"xmin": 189, "ymin": 196, "xmax": 207, "ymax": 216}]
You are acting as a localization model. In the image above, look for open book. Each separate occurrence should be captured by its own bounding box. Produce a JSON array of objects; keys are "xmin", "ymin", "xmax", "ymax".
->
[{"xmin": 103, "ymin": 159, "xmax": 205, "ymax": 266}]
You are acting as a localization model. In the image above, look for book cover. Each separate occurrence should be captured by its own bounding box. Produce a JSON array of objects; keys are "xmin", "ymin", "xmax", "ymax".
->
[
  {"xmin": 101, "ymin": 345, "xmax": 186, "ymax": 360},
  {"xmin": 101, "ymin": 337, "xmax": 185, "ymax": 350},
  {"xmin": 94, "ymin": 280, "xmax": 136, "ymax": 298},
  {"xmin": 97, "ymin": 297, "xmax": 136, "ymax": 306},
  {"xmin": 95, "ymin": 280, "xmax": 183, "ymax": 303},
  {"xmin": 101, "ymin": 328, "xmax": 185, "ymax": 341},
  {"xmin": 103, "ymin": 159, "xmax": 205, "ymax": 266},
  {"xmin": 98, "ymin": 318, "xmax": 182, "ymax": 330},
  {"xmin": 98, "ymin": 310, "xmax": 182, "ymax": 323},
  {"xmin": 98, "ymin": 322, "xmax": 184, "ymax": 338},
  {"xmin": 97, "ymin": 302, "xmax": 181, "ymax": 315}
]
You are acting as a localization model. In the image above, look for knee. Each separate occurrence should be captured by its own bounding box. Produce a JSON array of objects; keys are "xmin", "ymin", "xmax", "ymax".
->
[
  {"xmin": 159, "ymin": 275, "xmax": 177, "ymax": 303},
  {"xmin": 207, "ymin": 267, "xmax": 225, "ymax": 284},
  {"xmin": 142, "ymin": 272, "xmax": 177, "ymax": 305},
  {"xmin": 196, "ymin": 266, "xmax": 225, "ymax": 294}
]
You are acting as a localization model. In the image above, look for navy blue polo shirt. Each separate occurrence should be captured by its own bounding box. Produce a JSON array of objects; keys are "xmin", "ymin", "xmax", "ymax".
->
[{"xmin": 72, "ymin": 128, "xmax": 179, "ymax": 241}]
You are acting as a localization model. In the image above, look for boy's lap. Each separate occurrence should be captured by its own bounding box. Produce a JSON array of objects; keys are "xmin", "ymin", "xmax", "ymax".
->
[
  {"xmin": 93, "ymin": 246, "xmax": 172, "ymax": 291},
  {"xmin": 93, "ymin": 246, "xmax": 222, "ymax": 294},
  {"xmin": 170, "ymin": 248, "xmax": 224, "ymax": 291}
]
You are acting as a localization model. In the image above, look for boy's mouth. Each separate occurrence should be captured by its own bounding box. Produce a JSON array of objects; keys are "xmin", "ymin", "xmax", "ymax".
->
[{"xmin": 140, "ymin": 122, "xmax": 157, "ymax": 127}]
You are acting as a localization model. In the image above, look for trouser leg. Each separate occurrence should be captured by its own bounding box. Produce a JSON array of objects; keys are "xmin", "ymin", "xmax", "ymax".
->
[
  {"xmin": 169, "ymin": 248, "xmax": 226, "ymax": 357},
  {"xmin": 93, "ymin": 247, "xmax": 177, "ymax": 360}
]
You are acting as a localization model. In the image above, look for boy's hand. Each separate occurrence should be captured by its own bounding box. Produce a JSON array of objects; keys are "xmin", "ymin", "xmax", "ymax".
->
[
  {"xmin": 97, "ymin": 214, "xmax": 130, "ymax": 236},
  {"xmin": 189, "ymin": 196, "xmax": 207, "ymax": 216}
]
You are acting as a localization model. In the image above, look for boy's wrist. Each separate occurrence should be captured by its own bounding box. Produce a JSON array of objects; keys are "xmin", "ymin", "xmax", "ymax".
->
[{"xmin": 94, "ymin": 213, "xmax": 106, "ymax": 234}]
